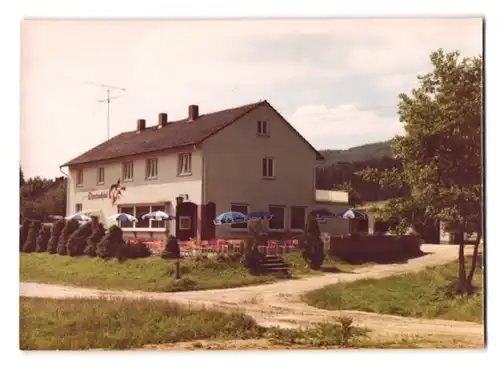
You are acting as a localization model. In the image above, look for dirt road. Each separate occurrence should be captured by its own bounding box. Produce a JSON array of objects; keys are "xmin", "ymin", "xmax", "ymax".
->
[{"xmin": 19, "ymin": 244, "xmax": 484, "ymax": 345}]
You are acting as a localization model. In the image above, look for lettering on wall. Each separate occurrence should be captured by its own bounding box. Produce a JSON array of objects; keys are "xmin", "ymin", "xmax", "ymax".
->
[{"xmin": 87, "ymin": 179, "xmax": 127, "ymax": 205}]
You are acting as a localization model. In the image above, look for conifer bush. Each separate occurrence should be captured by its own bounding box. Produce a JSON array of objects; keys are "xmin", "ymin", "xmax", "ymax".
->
[
  {"xmin": 161, "ymin": 235, "xmax": 180, "ymax": 259},
  {"xmin": 20, "ymin": 219, "xmax": 31, "ymax": 251},
  {"xmin": 299, "ymin": 215, "xmax": 325, "ymax": 270},
  {"xmin": 85, "ymin": 219, "xmax": 105, "ymax": 257},
  {"xmin": 66, "ymin": 222, "xmax": 93, "ymax": 256},
  {"xmin": 96, "ymin": 225, "xmax": 125, "ymax": 259},
  {"xmin": 35, "ymin": 225, "xmax": 51, "ymax": 253},
  {"xmin": 23, "ymin": 220, "xmax": 42, "ymax": 253},
  {"xmin": 57, "ymin": 219, "xmax": 79, "ymax": 255},
  {"xmin": 47, "ymin": 219, "xmax": 65, "ymax": 254}
]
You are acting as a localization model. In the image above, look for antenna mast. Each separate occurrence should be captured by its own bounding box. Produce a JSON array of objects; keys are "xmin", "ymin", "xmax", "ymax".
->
[{"xmin": 85, "ymin": 82, "xmax": 126, "ymax": 140}]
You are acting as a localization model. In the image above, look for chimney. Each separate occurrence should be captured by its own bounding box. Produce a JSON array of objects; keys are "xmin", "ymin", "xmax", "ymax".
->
[
  {"xmin": 158, "ymin": 113, "xmax": 168, "ymax": 128},
  {"xmin": 188, "ymin": 105, "xmax": 199, "ymax": 121},
  {"xmin": 136, "ymin": 119, "xmax": 146, "ymax": 132}
]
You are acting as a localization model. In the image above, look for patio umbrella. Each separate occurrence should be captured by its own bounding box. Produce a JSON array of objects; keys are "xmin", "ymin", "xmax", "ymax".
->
[
  {"xmin": 108, "ymin": 213, "xmax": 138, "ymax": 223},
  {"xmin": 310, "ymin": 208, "xmax": 335, "ymax": 218},
  {"xmin": 336, "ymin": 209, "xmax": 367, "ymax": 219},
  {"xmin": 48, "ymin": 215, "xmax": 64, "ymax": 221},
  {"xmin": 248, "ymin": 211, "xmax": 274, "ymax": 221},
  {"xmin": 141, "ymin": 210, "xmax": 176, "ymax": 221},
  {"xmin": 66, "ymin": 213, "xmax": 91, "ymax": 222},
  {"xmin": 214, "ymin": 211, "xmax": 248, "ymax": 225}
]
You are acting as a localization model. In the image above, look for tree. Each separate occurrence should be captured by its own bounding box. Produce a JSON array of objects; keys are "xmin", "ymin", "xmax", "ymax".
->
[
  {"xmin": 333, "ymin": 182, "xmax": 363, "ymax": 207},
  {"xmin": 66, "ymin": 222, "xmax": 93, "ymax": 256},
  {"xmin": 357, "ymin": 49, "xmax": 482, "ymax": 293},
  {"xmin": 20, "ymin": 219, "xmax": 31, "ymax": 251},
  {"xmin": 20, "ymin": 165, "xmax": 25, "ymax": 187},
  {"xmin": 299, "ymin": 215, "xmax": 325, "ymax": 270},
  {"xmin": 35, "ymin": 225, "xmax": 52, "ymax": 252},
  {"xmin": 23, "ymin": 220, "xmax": 42, "ymax": 253},
  {"xmin": 47, "ymin": 219, "xmax": 65, "ymax": 254},
  {"xmin": 57, "ymin": 219, "xmax": 79, "ymax": 255}
]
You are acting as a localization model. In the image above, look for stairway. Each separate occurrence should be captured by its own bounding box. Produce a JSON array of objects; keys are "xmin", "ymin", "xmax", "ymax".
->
[{"xmin": 259, "ymin": 255, "xmax": 290, "ymax": 276}]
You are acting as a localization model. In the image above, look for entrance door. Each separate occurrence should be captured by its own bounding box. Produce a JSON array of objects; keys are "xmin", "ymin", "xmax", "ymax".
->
[{"xmin": 175, "ymin": 202, "xmax": 198, "ymax": 241}]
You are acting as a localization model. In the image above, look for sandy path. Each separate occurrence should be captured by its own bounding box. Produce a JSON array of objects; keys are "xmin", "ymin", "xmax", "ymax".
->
[{"xmin": 19, "ymin": 244, "xmax": 484, "ymax": 345}]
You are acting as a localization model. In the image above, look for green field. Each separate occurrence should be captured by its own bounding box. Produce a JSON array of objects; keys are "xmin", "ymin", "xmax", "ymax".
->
[
  {"xmin": 304, "ymin": 256, "xmax": 484, "ymax": 323},
  {"xmin": 20, "ymin": 252, "xmax": 363, "ymax": 292}
]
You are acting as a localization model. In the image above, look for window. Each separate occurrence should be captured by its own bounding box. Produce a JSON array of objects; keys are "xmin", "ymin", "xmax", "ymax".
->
[
  {"xmin": 231, "ymin": 204, "xmax": 248, "ymax": 229},
  {"xmin": 119, "ymin": 206, "xmax": 135, "ymax": 228},
  {"xmin": 290, "ymin": 206, "xmax": 306, "ymax": 230},
  {"xmin": 257, "ymin": 120, "xmax": 268, "ymax": 135},
  {"xmin": 76, "ymin": 169, "xmax": 83, "ymax": 186},
  {"xmin": 122, "ymin": 161, "xmax": 134, "ymax": 181},
  {"xmin": 146, "ymin": 158, "xmax": 158, "ymax": 179},
  {"xmin": 177, "ymin": 153, "xmax": 192, "ymax": 176},
  {"xmin": 97, "ymin": 167, "xmax": 105, "ymax": 185},
  {"xmin": 269, "ymin": 206, "xmax": 285, "ymax": 230},
  {"xmin": 151, "ymin": 204, "xmax": 166, "ymax": 228},
  {"xmin": 75, "ymin": 203, "xmax": 83, "ymax": 213},
  {"xmin": 135, "ymin": 206, "xmax": 151, "ymax": 228},
  {"xmin": 179, "ymin": 216, "xmax": 191, "ymax": 230},
  {"xmin": 262, "ymin": 158, "xmax": 275, "ymax": 178}
]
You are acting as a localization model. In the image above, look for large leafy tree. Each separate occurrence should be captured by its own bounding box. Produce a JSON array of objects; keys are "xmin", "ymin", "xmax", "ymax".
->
[{"xmin": 358, "ymin": 49, "xmax": 483, "ymax": 293}]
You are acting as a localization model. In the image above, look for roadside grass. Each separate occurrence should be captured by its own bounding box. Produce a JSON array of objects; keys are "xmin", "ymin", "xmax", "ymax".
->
[
  {"xmin": 19, "ymin": 297, "xmax": 264, "ymax": 350},
  {"xmin": 20, "ymin": 297, "xmax": 369, "ymax": 350},
  {"xmin": 283, "ymin": 253, "xmax": 373, "ymax": 276},
  {"xmin": 20, "ymin": 252, "xmax": 365, "ymax": 292},
  {"xmin": 304, "ymin": 255, "xmax": 484, "ymax": 323}
]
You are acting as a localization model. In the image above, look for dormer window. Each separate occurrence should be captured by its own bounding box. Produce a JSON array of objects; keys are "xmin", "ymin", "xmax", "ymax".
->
[{"xmin": 257, "ymin": 120, "xmax": 268, "ymax": 136}]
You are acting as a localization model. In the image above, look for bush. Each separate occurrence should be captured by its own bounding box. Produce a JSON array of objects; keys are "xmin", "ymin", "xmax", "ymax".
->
[
  {"xmin": 161, "ymin": 235, "xmax": 180, "ymax": 259},
  {"xmin": 96, "ymin": 225, "xmax": 125, "ymax": 259},
  {"xmin": 328, "ymin": 234, "xmax": 423, "ymax": 264},
  {"xmin": 299, "ymin": 216, "xmax": 325, "ymax": 270},
  {"xmin": 123, "ymin": 242, "xmax": 152, "ymax": 259},
  {"xmin": 57, "ymin": 219, "xmax": 79, "ymax": 255},
  {"xmin": 20, "ymin": 219, "xmax": 31, "ymax": 251},
  {"xmin": 241, "ymin": 222, "xmax": 266, "ymax": 273},
  {"xmin": 66, "ymin": 222, "xmax": 93, "ymax": 256},
  {"xmin": 35, "ymin": 225, "xmax": 51, "ymax": 253},
  {"xmin": 23, "ymin": 220, "xmax": 42, "ymax": 253},
  {"xmin": 47, "ymin": 219, "xmax": 65, "ymax": 254},
  {"xmin": 85, "ymin": 220, "xmax": 106, "ymax": 257}
]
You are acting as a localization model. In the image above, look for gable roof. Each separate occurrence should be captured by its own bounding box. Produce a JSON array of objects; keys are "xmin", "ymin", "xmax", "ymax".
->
[{"xmin": 61, "ymin": 100, "xmax": 324, "ymax": 167}]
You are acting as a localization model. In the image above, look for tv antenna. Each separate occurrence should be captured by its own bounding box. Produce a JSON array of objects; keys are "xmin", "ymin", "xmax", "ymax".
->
[{"xmin": 85, "ymin": 81, "xmax": 126, "ymax": 140}]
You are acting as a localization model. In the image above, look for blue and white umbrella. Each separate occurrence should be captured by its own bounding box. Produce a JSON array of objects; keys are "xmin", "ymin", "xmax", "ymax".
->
[
  {"xmin": 214, "ymin": 211, "xmax": 248, "ymax": 225},
  {"xmin": 336, "ymin": 209, "xmax": 367, "ymax": 219},
  {"xmin": 141, "ymin": 210, "xmax": 176, "ymax": 221},
  {"xmin": 108, "ymin": 213, "xmax": 138, "ymax": 223},
  {"xmin": 310, "ymin": 208, "xmax": 335, "ymax": 218},
  {"xmin": 66, "ymin": 213, "xmax": 91, "ymax": 222},
  {"xmin": 248, "ymin": 211, "xmax": 274, "ymax": 221}
]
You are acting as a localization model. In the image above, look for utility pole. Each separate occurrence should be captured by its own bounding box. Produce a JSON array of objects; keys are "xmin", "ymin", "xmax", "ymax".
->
[{"xmin": 85, "ymin": 82, "xmax": 126, "ymax": 140}]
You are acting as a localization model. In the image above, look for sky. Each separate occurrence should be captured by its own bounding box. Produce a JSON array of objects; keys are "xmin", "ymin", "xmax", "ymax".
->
[{"xmin": 20, "ymin": 18, "xmax": 483, "ymax": 178}]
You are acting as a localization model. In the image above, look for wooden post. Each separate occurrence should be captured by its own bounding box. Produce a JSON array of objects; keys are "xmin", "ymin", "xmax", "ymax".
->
[{"xmin": 175, "ymin": 259, "xmax": 180, "ymax": 280}]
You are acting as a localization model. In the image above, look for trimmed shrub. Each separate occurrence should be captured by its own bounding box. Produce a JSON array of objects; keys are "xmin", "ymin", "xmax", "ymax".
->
[
  {"xmin": 47, "ymin": 219, "xmax": 65, "ymax": 254},
  {"xmin": 123, "ymin": 242, "xmax": 152, "ymax": 259},
  {"xmin": 20, "ymin": 219, "xmax": 31, "ymax": 251},
  {"xmin": 23, "ymin": 220, "xmax": 42, "ymax": 253},
  {"xmin": 96, "ymin": 225, "xmax": 125, "ymax": 259},
  {"xmin": 299, "ymin": 215, "xmax": 325, "ymax": 270},
  {"xmin": 35, "ymin": 225, "xmax": 52, "ymax": 252},
  {"xmin": 328, "ymin": 234, "xmax": 424, "ymax": 264},
  {"xmin": 85, "ymin": 220, "xmax": 106, "ymax": 257},
  {"xmin": 66, "ymin": 222, "xmax": 93, "ymax": 256},
  {"xmin": 161, "ymin": 235, "xmax": 180, "ymax": 259},
  {"xmin": 57, "ymin": 219, "xmax": 79, "ymax": 255}
]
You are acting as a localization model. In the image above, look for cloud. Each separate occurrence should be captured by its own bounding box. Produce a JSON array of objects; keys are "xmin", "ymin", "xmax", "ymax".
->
[{"xmin": 287, "ymin": 104, "xmax": 404, "ymax": 150}]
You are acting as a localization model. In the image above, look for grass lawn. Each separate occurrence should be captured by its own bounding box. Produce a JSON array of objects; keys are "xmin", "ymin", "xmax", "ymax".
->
[
  {"xmin": 20, "ymin": 252, "xmax": 362, "ymax": 292},
  {"xmin": 304, "ymin": 256, "xmax": 484, "ymax": 323},
  {"xmin": 20, "ymin": 297, "xmax": 264, "ymax": 350}
]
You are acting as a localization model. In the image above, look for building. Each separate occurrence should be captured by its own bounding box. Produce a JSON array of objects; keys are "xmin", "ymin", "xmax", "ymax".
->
[{"xmin": 61, "ymin": 100, "xmax": 349, "ymax": 241}]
